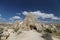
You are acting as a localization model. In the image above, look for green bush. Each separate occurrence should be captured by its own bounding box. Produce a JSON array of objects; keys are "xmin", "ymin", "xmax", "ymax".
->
[
  {"xmin": 44, "ymin": 29, "xmax": 52, "ymax": 33},
  {"xmin": 14, "ymin": 27, "xmax": 19, "ymax": 32},
  {"xmin": 0, "ymin": 28, "xmax": 3, "ymax": 32}
]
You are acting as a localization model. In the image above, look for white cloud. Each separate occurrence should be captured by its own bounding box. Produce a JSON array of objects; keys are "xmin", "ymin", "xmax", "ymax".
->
[
  {"xmin": 22, "ymin": 11, "xmax": 29, "ymax": 15},
  {"xmin": 9, "ymin": 16, "xmax": 22, "ymax": 21},
  {"xmin": 12, "ymin": 16, "xmax": 21, "ymax": 19},
  {"xmin": 22, "ymin": 11, "xmax": 60, "ymax": 20}
]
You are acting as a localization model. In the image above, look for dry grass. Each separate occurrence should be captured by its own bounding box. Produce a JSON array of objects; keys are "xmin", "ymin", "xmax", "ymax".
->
[{"xmin": 52, "ymin": 32, "xmax": 60, "ymax": 38}]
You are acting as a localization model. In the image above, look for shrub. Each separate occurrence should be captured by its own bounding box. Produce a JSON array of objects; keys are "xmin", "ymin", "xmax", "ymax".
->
[
  {"xmin": 44, "ymin": 29, "xmax": 52, "ymax": 33},
  {"xmin": 0, "ymin": 28, "xmax": 3, "ymax": 32},
  {"xmin": 14, "ymin": 27, "xmax": 19, "ymax": 32}
]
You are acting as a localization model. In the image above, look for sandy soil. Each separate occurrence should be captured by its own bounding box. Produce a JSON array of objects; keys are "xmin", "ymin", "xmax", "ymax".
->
[
  {"xmin": 7, "ymin": 29, "xmax": 60, "ymax": 40},
  {"xmin": 15, "ymin": 30, "xmax": 44, "ymax": 40}
]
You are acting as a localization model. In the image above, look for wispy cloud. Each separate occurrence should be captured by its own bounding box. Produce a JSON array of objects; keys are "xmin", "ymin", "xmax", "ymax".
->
[
  {"xmin": 22, "ymin": 11, "xmax": 60, "ymax": 20},
  {"xmin": 9, "ymin": 16, "xmax": 22, "ymax": 21}
]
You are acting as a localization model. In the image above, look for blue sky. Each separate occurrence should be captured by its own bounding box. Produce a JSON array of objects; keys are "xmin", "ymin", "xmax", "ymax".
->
[{"xmin": 0, "ymin": 0, "xmax": 60, "ymax": 23}]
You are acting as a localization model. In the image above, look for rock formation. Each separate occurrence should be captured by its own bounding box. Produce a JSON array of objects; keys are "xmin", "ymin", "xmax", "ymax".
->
[
  {"xmin": 19, "ymin": 13, "xmax": 44, "ymax": 31},
  {"xmin": 0, "ymin": 12, "xmax": 60, "ymax": 40}
]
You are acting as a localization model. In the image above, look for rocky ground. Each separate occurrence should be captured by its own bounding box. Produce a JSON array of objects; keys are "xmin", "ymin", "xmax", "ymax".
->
[{"xmin": 6, "ymin": 29, "xmax": 60, "ymax": 40}]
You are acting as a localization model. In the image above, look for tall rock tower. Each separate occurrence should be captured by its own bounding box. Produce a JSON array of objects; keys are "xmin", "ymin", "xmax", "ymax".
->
[{"xmin": 21, "ymin": 12, "xmax": 40, "ymax": 31}]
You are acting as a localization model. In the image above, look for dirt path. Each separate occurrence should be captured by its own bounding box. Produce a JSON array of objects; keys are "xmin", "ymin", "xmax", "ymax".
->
[
  {"xmin": 7, "ymin": 30, "xmax": 44, "ymax": 40},
  {"xmin": 7, "ymin": 30, "xmax": 60, "ymax": 40},
  {"xmin": 16, "ymin": 30, "xmax": 44, "ymax": 40}
]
